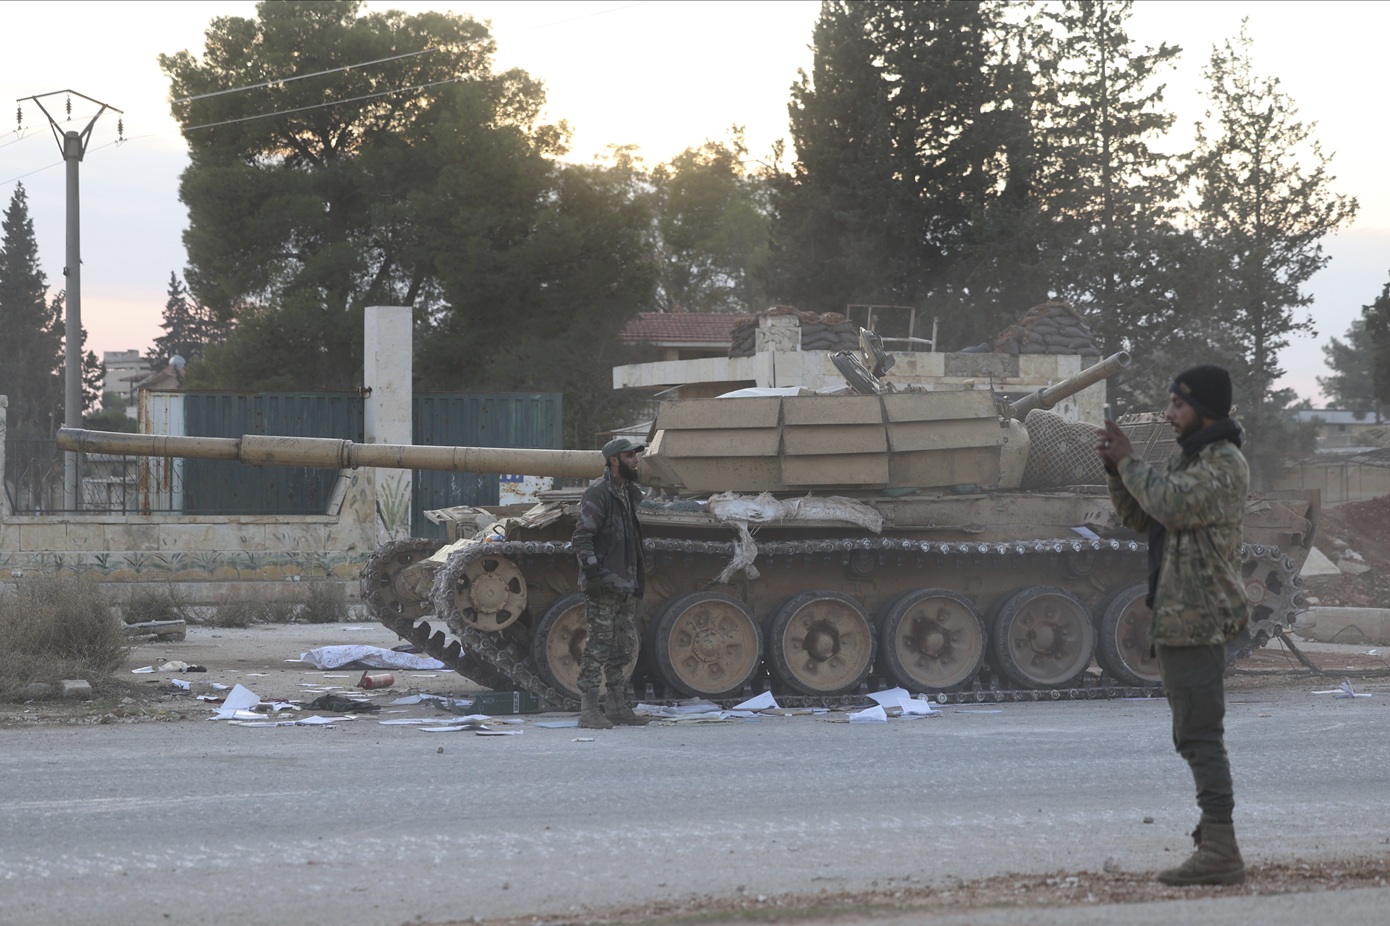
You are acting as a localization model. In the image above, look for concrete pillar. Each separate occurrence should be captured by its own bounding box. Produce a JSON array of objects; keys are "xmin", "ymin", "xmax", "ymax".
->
[{"xmin": 363, "ymin": 307, "xmax": 413, "ymax": 541}]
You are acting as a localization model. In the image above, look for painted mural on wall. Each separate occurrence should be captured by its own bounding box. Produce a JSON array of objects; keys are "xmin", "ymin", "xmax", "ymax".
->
[{"xmin": 374, "ymin": 471, "xmax": 412, "ymax": 544}]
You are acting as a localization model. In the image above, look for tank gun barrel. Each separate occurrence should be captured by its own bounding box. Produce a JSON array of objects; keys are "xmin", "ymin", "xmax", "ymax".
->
[
  {"xmin": 1007, "ymin": 350, "xmax": 1130, "ymax": 418},
  {"xmin": 55, "ymin": 429, "xmax": 604, "ymax": 479}
]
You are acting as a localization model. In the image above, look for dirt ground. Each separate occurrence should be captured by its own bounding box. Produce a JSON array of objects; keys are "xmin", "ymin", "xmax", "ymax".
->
[
  {"xmin": 1302, "ymin": 494, "xmax": 1390, "ymax": 609},
  {"xmin": 454, "ymin": 858, "xmax": 1390, "ymax": 926}
]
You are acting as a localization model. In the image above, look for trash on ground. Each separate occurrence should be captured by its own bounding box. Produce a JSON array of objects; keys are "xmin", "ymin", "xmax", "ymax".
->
[
  {"xmin": 306, "ymin": 692, "xmax": 380, "ymax": 713},
  {"xmin": 291, "ymin": 645, "xmax": 446, "ymax": 670},
  {"xmin": 731, "ymin": 691, "xmax": 780, "ymax": 711},
  {"xmin": 847, "ymin": 704, "xmax": 888, "ymax": 723},
  {"xmin": 868, "ymin": 686, "xmax": 938, "ymax": 716},
  {"xmin": 1312, "ymin": 679, "xmax": 1372, "ymax": 698}
]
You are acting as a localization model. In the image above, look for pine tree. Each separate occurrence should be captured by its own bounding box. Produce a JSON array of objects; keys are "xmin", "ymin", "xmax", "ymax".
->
[
  {"xmin": 769, "ymin": 1, "xmax": 1037, "ymax": 345},
  {"xmin": 1360, "ymin": 275, "xmax": 1390, "ymax": 417},
  {"xmin": 1189, "ymin": 22, "xmax": 1358, "ymax": 483},
  {"xmin": 1318, "ymin": 317, "xmax": 1380, "ymax": 419},
  {"xmin": 146, "ymin": 272, "xmax": 229, "ymax": 372},
  {"xmin": 0, "ymin": 184, "xmax": 64, "ymax": 444},
  {"xmin": 1033, "ymin": 0, "xmax": 1185, "ymax": 400}
]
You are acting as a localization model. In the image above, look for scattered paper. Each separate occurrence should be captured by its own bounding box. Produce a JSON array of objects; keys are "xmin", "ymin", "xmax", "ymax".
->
[
  {"xmin": 848, "ymin": 704, "xmax": 888, "ymax": 723},
  {"xmin": 732, "ymin": 691, "xmax": 780, "ymax": 711},
  {"xmin": 233, "ymin": 715, "xmax": 343, "ymax": 728},
  {"xmin": 293, "ymin": 645, "xmax": 447, "ymax": 670},
  {"xmin": 1313, "ymin": 679, "xmax": 1372, "ymax": 699},
  {"xmin": 868, "ymin": 687, "xmax": 937, "ymax": 716},
  {"xmin": 131, "ymin": 666, "xmax": 156, "ymax": 674},
  {"xmin": 170, "ymin": 678, "xmax": 191, "ymax": 691}
]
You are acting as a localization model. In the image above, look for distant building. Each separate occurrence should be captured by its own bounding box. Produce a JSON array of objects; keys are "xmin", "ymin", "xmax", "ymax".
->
[
  {"xmin": 619, "ymin": 312, "xmax": 751, "ymax": 362},
  {"xmin": 101, "ymin": 350, "xmax": 153, "ymax": 404},
  {"xmin": 1293, "ymin": 409, "xmax": 1387, "ymax": 450}
]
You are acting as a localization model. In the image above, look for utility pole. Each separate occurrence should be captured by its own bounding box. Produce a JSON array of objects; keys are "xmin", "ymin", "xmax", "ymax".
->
[{"xmin": 19, "ymin": 90, "xmax": 122, "ymax": 511}]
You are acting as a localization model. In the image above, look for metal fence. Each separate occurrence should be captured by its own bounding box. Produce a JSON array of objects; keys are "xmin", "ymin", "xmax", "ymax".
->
[{"xmin": 3, "ymin": 439, "xmax": 180, "ymax": 514}]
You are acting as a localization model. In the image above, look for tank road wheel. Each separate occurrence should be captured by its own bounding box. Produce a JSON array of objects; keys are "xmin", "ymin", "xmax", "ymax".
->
[
  {"xmin": 768, "ymin": 590, "xmax": 876, "ymax": 696},
  {"xmin": 447, "ymin": 555, "xmax": 527, "ymax": 632},
  {"xmin": 361, "ymin": 539, "xmax": 443, "ymax": 620},
  {"xmin": 878, "ymin": 589, "xmax": 986, "ymax": 693},
  {"xmin": 989, "ymin": 586, "xmax": 1095, "ymax": 689},
  {"xmin": 531, "ymin": 593, "xmax": 639, "ymax": 700},
  {"xmin": 1096, "ymin": 585, "xmax": 1160, "ymax": 687},
  {"xmin": 652, "ymin": 592, "xmax": 763, "ymax": 699}
]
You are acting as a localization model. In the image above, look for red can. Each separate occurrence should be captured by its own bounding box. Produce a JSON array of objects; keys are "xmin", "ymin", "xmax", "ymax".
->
[{"xmin": 357, "ymin": 671, "xmax": 395, "ymax": 690}]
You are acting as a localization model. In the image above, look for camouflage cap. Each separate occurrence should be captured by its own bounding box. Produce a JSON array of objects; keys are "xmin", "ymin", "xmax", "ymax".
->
[{"xmin": 602, "ymin": 436, "xmax": 646, "ymax": 459}]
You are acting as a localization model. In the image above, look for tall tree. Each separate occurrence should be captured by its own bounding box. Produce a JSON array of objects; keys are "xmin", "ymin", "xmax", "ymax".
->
[
  {"xmin": 0, "ymin": 184, "xmax": 64, "ymax": 444},
  {"xmin": 147, "ymin": 272, "xmax": 230, "ymax": 372},
  {"xmin": 418, "ymin": 152, "xmax": 660, "ymax": 448},
  {"xmin": 161, "ymin": 0, "xmax": 563, "ymax": 390},
  {"xmin": 1318, "ymin": 317, "xmax": 1380, "ymax": 418},
  {"xmin": 651, "ymin": 134, "xmax": 772, "ymax": 315},
  {"xmin": 769, "ymin": 1, "xmax": 1041, "ymax": 346},
  {"xmin": 1188, "ymin": 22, "xmax": 1357, "ymax": 481},
  {"xmin": 1033, "ymin": 0, "xmax": 1185, "ymax": 401},
  {"xmin": 1360, "ymin": 275, "xmax": 1390, "ymax": 416}
]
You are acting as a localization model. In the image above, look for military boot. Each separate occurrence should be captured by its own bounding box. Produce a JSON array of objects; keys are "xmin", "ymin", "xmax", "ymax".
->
[
  {"xmin": 578, "ymin": 689, "xmax": 613, "ymax": 729},
  {"xmin": 1157, "ymin": 822, "xmax": 1246, "ymax": 886},
  {"xmin": 604, "ymin": 684, "xmax": 650, "ymax": 726}
]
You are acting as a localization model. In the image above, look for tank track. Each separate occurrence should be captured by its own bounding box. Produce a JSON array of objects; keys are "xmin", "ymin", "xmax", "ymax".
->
[
  {"xmin": 1226, "ymin": 543, "xmax": 1308, "ymax": 665},
  {"xmin": 360, "ymin": 535, "xmax": 1307, "ymax": 710}
]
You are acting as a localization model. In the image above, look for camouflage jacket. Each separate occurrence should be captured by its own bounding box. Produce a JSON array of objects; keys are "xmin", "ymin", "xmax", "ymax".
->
[
  {"xmin": 572, "ymin": 469, "xmax": 646, "ymax": 597},
  {"xmin": 1106, "ymin": 429, "xmax": 1249, "ymax": 646}
]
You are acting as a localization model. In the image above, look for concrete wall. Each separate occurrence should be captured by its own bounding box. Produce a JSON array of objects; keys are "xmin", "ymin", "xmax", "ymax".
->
[{"xmin": 1274, "ymin": 460, "xmax": 1390, "ymax": 507}]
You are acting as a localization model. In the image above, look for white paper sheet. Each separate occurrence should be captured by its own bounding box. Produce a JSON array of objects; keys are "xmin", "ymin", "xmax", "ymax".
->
[
  {"xmin": 293, "ymin": 645, "xmax": 447, "ymax": 670},
  {"xmin": 732, "ymin": 691, "xmax": 779, "ymax": 711}
]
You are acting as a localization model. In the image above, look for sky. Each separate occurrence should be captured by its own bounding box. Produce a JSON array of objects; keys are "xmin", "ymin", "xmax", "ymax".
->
[{"xmin": 2, "ymin": 0, "xmax": 1387, "ymax": 405}]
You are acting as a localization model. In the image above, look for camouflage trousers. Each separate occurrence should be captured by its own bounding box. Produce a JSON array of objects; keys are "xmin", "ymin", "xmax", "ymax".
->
[
  {"xmin": 577, "ymin": 587, "xmax": 639, "ymax": 694},
  {"xmin": 1157, "ymin": 643, "xmax": 1235, "ymax": 824}
]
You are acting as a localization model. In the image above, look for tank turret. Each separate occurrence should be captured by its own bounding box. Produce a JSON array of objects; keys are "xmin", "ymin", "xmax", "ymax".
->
[{"xmin": 640, "ymin": 351, "xmax": 1130, "ymax": 494}]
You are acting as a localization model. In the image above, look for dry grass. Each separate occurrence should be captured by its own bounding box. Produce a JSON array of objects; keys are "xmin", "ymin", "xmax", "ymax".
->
[
  {"xmin": 122, "ymin": 584, "xmax": 195, "ymax": 625},
  {"xmin": 0, "ymin": 576, "xmax": 131, "ymax": 701},
  {"xmin": 201, "ymin": 582, "xmax": 349, "ymax": 627}
]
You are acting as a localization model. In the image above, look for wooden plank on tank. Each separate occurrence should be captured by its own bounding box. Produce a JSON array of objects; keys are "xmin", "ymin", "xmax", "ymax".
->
[
  {"xmin": 882, "ymin": 391, "xmax": 997, "ymax": 422},
  {"xmin": 655, "ymin": 398, "xmax": 780, "ymax": 430},
  {"xmin": 676, "ymin": 458, "xmax": 784, "ymax": 493},
  {"xmin": 888, "ymin": 447, "xmax": 1000, "ymax": 488},
  {"xmin": 783, "ymin": 423, "xmax": 887, "ymax": 454},
  {"xmin": 783, "ymin": 453, "xmax": 889, "ymax": 486},
  {"xmin": 782, "ymin": 395, "xmax": 883, "ymax": 425},
  {"xmin": 888, "ymin": 418, "xmax": 1006, "ymax": 452},
  {"xmin": 658, "ymin": 428, "xmax": 781, "ymax": 457}
]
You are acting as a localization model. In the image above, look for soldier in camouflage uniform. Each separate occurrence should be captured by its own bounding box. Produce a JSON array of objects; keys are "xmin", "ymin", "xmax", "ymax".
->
[
  {"xmin": 571, "ymin": 437, "xmax": 649, "ymax": 729},
  {"xmin": 1096, "ymin": 364, "xmax": 1248, "ymax": 887}
]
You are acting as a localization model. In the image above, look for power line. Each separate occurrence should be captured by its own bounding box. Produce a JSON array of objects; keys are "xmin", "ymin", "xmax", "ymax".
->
[
  {"xmin": 171, "ymin": 46, "xmax": 441, "ymax": 104},
  {"xmin": 4, "ymin": 74, "xmax": 472, "ymax": 185}
]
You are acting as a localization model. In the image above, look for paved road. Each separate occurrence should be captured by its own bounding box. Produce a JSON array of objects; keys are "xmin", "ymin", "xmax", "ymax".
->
[{"xmin": 1, "ymin": 679, "xmax": 1387, "ymax": 926}]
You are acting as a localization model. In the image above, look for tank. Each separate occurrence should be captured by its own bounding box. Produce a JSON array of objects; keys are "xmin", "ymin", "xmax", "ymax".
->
[{"xmin": 56, "ymin": 350, "xmax": 1318, "ymax": 707}]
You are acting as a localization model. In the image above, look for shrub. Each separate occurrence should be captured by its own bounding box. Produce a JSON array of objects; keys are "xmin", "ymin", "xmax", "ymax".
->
[
  {"xmin": 0, "ymin": 577, "xmax": 131, "ymax": 700},
  {"xmin": 296, "ymin": 582, "xmax": 349, "ymax": 624},
  {"xmin": 123, "ymin": 585, "xmax": 194, "ymax": 625}
]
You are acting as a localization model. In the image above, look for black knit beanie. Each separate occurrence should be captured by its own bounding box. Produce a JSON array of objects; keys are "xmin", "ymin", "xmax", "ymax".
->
[{"xmin": 1170, "ymin": 364, "xmax": 1233, "ymax": 420}]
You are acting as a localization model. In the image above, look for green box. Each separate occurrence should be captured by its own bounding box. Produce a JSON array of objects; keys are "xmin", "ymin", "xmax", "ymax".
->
[{"xmin": 461, "ymin": 691, "xmax": 543, "ymax": 715}]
